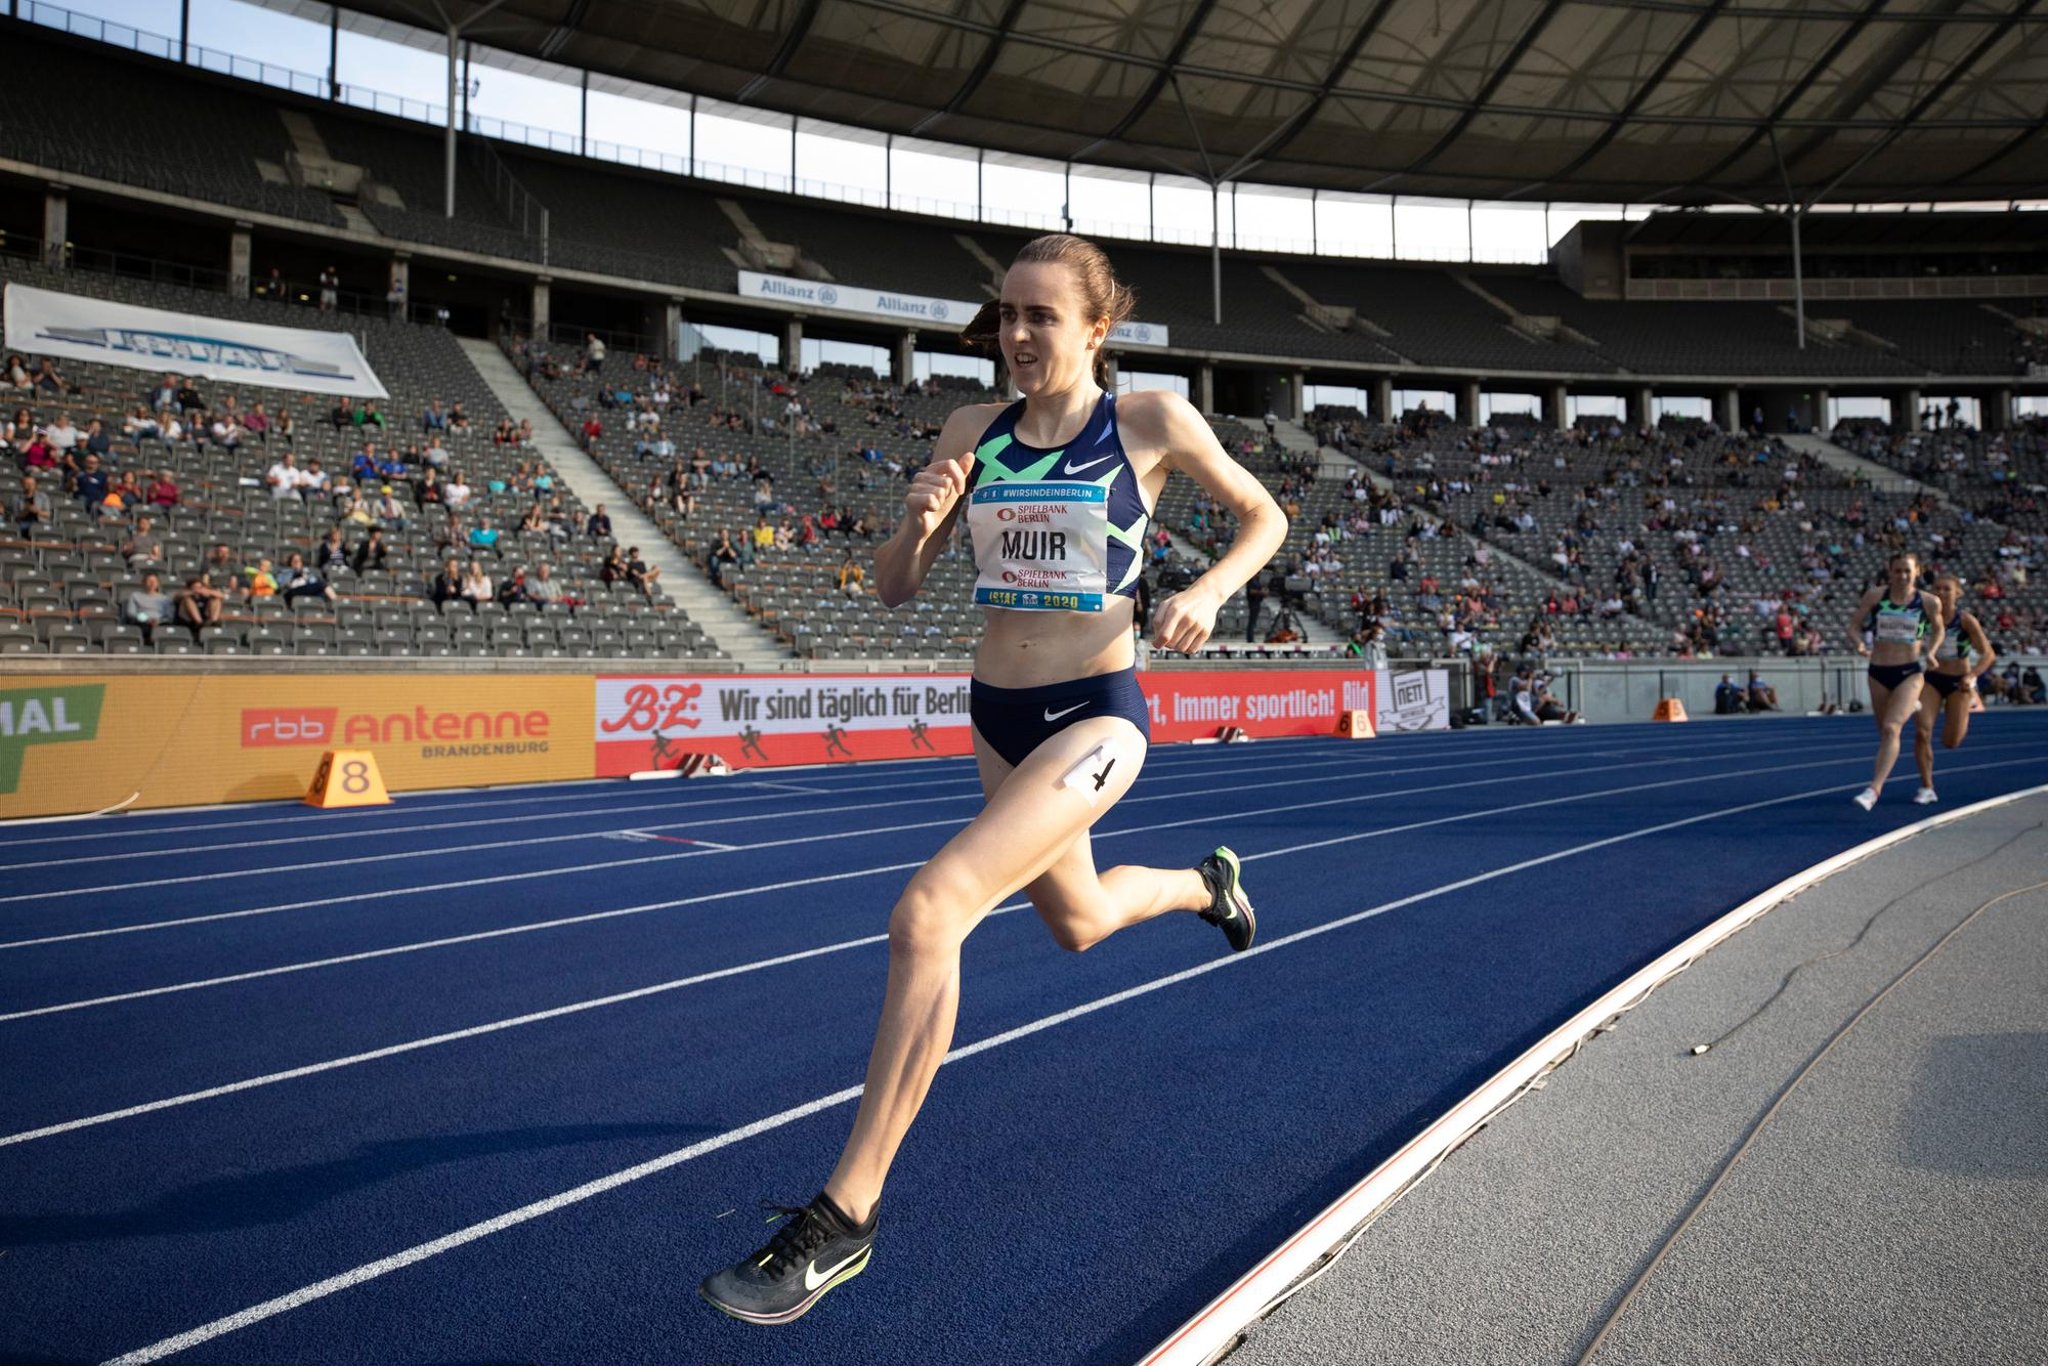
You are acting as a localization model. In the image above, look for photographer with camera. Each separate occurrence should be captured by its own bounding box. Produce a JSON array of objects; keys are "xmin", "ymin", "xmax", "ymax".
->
[{"xmin": 1243, "ymin": 566, "xmax": 1269, "ymax": 643}]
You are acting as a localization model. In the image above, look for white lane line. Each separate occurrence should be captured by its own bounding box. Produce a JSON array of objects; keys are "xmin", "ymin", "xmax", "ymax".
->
[
  {"xmin": 0, "ymin": 719, "xmax": 1842, "ymax": 852},
  {"xmin": 0, "ymin": 735, "xmax": 1825, "ymax": 905},
  {"xmin": 0, "ymin": 739, "xmax": 1870, "ymax": 953},
  {"xmin": 95, "ymin": 757, "xmax": 1977, "ymax": 1366},
  {"xmin": 0, "ymin": 749, "xmax": 1449, "ymax": 886},
  {"xmin": 3, "ymin": 743, "xmax": 1993, "ymax": 1024},
  {"xmin": 0, "ymin": 742, "xmax": 1397, "ymax": 869}
]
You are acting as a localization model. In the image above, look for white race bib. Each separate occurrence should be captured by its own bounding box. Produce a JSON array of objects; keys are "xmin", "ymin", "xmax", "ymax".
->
[{"xmin": 968, "ymin": 480, "xmax": 1109, "ymax": 612}]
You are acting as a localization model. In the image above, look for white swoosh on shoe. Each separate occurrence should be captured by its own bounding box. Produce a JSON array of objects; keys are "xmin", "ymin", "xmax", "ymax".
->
[
  {"xmin": 1044, "ymin": 700, "xmax": 1089, "ymax": 722},
  {"xmin": 804, "ymin": 1247, "xmax": 866, "ymax": 1291},
  {"xmin": 1060, "ymin": 453, "xmax": 1119, "ymax": 476}
]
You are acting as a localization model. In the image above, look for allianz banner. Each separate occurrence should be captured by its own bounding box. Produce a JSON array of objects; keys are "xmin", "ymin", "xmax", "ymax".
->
[
  {"xmin": 3, "ymin": 283, "xmax": 390, "ymax": 398},
  {"xmin": 735, "ymin": 271, "xmax": 1169, "ymax": 348}
]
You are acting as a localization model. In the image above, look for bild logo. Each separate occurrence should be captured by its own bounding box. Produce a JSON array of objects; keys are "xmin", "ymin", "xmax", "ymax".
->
[{"xmin": 243, "ymin": 708, "xmax": 340, "ymax": 747}]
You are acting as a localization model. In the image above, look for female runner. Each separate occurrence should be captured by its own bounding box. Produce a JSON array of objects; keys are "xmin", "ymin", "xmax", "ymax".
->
[
  {"xmin": 1910, "ymin": 572, "xmax": 1995, "ymax": 805},
  {"xmin": 1846, "ymin": 552, "xmax": 1944, "ymax": 811},
  {"xmin": 701, "ymin": 234, "xmax": 1288, "ymax": 1323}
]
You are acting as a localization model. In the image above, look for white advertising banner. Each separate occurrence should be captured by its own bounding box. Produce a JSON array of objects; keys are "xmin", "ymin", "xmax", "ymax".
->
[
  {"xmin": 3, "ymin": 283, "xmax": 389, "ymax": 398},
  {"xmin": 735, "ymin": 270, "xmax": 1169, "ymax": 348},
  {"xmin": 1374, "ymin": 668, "xmax": 1452, "ymax": 733}
]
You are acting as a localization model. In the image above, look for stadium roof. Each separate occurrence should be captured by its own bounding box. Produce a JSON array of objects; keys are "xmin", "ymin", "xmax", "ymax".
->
[{"xmin": 354, "ymin": 0, "xmax": 2048, "ymax": 206}]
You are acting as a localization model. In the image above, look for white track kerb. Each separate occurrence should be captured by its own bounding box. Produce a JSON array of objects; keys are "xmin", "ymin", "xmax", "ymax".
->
[{"xmin": 1140, "ymin": 781, "xmax": 2048, "ymax": 1366}]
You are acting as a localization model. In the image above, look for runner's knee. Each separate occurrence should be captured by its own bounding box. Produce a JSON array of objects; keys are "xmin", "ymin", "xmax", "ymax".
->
[{"xmin": 888, "ymin": 866, "xmax": 983, "ymax": 956}]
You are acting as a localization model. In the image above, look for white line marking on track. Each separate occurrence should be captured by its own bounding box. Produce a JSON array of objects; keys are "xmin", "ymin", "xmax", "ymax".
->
[
  {"xmin": 14, "ymin": 746, "xmax": 2033, "ymax": 1025},
  {"xmin": 98, "ymin": 756, "xmax": 2019, "ymax": 1365},
  {"xmin": 0, "ymin": 734, "xmax": 1854, "ymax": 910},
  {"xmin": 0, "ymin": 751, "xmax": 1451, "ymax": 888},
  {"xmin": 0, "ymin": 738, "xmax": 1880, "ymax": 954},
  {"xmin": 0, "ymin": 720, "xmax": 1847, "ymax": 851}
]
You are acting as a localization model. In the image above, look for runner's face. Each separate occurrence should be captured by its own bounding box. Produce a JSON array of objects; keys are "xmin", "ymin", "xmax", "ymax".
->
[
  {"xmin": 1888, "ymin": 559, "xmax": 1917, "ymax": 597},
  {"xmin": 999, "ymin": 262, "xmax": 1104, "ymax": 397},
  {"xmin": 1935, "ymin": 578, "xmax": 1962, "ymax": 614}
]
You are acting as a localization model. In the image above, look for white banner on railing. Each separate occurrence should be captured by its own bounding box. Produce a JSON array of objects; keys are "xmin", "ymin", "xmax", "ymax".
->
[
  {"xmin": 1374, "ymin": 667, "xmax": 1451, "ymax": 732},
  {"xmin": 735, "ymin": 271, "xmax": 1169, "ymax": 348},
  {"xmin": 2, "ymin": 283, "xmax": 389, "ymax": 397}
]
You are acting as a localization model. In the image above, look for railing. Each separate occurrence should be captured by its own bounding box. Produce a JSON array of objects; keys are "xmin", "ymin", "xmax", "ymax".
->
[{"xmin": 467, "ymin": 134, "xmax": 550, "ymax": 258}]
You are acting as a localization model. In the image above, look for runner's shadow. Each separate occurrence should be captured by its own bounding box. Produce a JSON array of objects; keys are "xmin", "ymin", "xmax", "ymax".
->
[{"xmin": 0, "ymin": 1121, "xmax": 713, "ymax": 1246}]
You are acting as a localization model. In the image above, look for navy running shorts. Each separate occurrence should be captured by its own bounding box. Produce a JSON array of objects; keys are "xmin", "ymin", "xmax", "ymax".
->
[{"xmin": 969, "ymin": 667, "xmax": 1152, "ymax": 768}]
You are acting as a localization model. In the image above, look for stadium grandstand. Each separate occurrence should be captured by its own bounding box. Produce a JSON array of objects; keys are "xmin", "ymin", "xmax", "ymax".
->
[{"xmin": 3, "ymin": 2, "xmax": 2046, "ymax": 1364}]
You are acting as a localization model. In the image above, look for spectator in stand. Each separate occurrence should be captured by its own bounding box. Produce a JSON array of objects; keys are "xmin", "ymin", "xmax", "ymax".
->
[
  {"xmin": 357, "ymin": 400, "xmax": 386, "ymax": 431},
  {"xmin": 315, "ymin": 527, "xmax": 350, "ymax": 574},
  {"xmin": 175, "ymin": 378, "xmax": 205, "ymax": 416},
  {"xmin": 124, "ymin": 571, "xmax": 174, "ymax": 645},
  {"xmin": 122, "ymin": 514, "xmax": 164, "ymax": 570},
  {"xmin": 204, "ymin": 542, "xmax": 236, "ymax": 579},
  {"xmin": 70, "ymin": 452, "xmax": 110, "ymax": 510},
  {"xmin": 584, "ymin": 333, "xmax": 607, "ymax": 374},
  {"xmin": 626, "ymin": 547, "xmax": 661, "ymax": 599},
  {"xmin": 600, "ymin": 545, "xmax": 628, "ymax": 588},
  {"xmin": 267, "ymin": 451, "xmax": 302, "ymax": 500},
  {"xmin": 244, "ymin": 403, "xmax": 271, "ymax": 445},
  {"xmin": 336, "ymin": 482, "xmax": 375, "ymax": 528},
  {"xmin": 351, "ymin": 526, "xmax": 391, "ymax": 575},
  {"xmin": 174, "ymin": 573, "xmax": 224, "ymax": 637},
  {"xmin": 242, "ymin": 557, "xmax": 278, "ymax": 600},
  {"xmin": 208, "ymin": 411, "xmax": 243, "ymax": 452},
  {"xmin": 586, "ymin": 503, "xmax": 613, "ymax": 540},
  {"xmin": 300, "ymin": 458, "xmax": 331, "ymax": 499},
  {"xmin": 13, "ymin": 475, "xmax": 52, "ymax": 538},
  {"xmin": 447, "ymin": 402, "xmax": 470, "ymax": 435},
  {"xmin": 423, "ymin": 401, "xmax": 448, "ymax": 433},
  {"xmin": 526, "ymin": 562, "xmax": 563, "ymax": 606},
  {"xmin": 469, "ymin": 515, "xmax": 504, "ymax": 560},
  {"xmin": 352, "ymin": 442, "xmax": 385, "ymax": 482},
  {"xmin": 708, "ymin": 528, "xmax": 740, "ymax": 588},
  {"xmin": 580, "ymin": 415, "xmax": 603, "ymax": 451},
  {"xmin": 443, "ymin": 470, "xmax": 472, "ymax": 510},
  {"xmin": 459, "ymin": 560, "xmax": 494, "ymax": 605},
  {"xmin": 429, "ymin": 558, "xmax": 465, "ymax": 606},
  {"xmin": 750, "ymin": 514, "xmax": 775, "ymax": 564},
  {"xmin": 319, "ymin": 266, "xmax": 339, "ymax": 311},
  {"xmin": 147, "ymin": 468, "xmax": 180, "ymax": 509},
  {"xmin": 372, "ymin": 484, "xmax": 407, "ymax": 531},
  {"xmin": 496, "ymin": 565, "xmax": 531, "ymax": 608},
  {"xmin": 4, "ymin": 354, "xmax": 30, "ymax": 389},
  {"xmin": 122, "ymin": 406, "xmax": 160, "ymax": 446},
  {"xmin": 278, "ymin": 552, "xmax": 337, "ymax": 606}
]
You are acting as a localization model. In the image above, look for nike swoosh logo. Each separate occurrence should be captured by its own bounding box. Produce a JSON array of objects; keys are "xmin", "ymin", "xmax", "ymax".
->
[
  {"xmin": 1044, "ymin": 701, "xmax": 1089, "ymax": 722},
  {"xmin": 1061, "ymin": 453, "xmax": 1119, "ymax": 476},
  {"xmin": 805, "ymin": 1248, "xmax": 865, "ymax": 1291}
]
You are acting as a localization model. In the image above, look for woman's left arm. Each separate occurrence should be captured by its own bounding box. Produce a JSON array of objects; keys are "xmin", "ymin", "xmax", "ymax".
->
[
  {"xmin": 1919, "ymin": 590, "xmax": 1946, "ymax": 662},
  {"xmin": 1962, "ymin": 611, "xmax": 1996, "ymax": 681},
  {"xmin": 1135, "ymin": 392, "xmax": 1290, "ymax": 653}
]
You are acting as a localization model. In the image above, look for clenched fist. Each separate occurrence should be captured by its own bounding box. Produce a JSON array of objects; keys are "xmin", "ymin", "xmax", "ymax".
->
[{"xmin": 905, "ymin": 449, "xmax": 975, "ymax": 536}]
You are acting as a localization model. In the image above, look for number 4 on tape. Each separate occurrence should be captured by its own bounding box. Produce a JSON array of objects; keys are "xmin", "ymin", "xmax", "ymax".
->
[{"xmin": 305, "ymin": 749, "xmax": 392, "ymax": 808}]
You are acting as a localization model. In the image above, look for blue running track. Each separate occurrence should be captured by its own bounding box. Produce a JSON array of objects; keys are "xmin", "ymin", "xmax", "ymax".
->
[{"xmin": 3, "ymin": 712, "xmax": 2046, "ymax": 1365}]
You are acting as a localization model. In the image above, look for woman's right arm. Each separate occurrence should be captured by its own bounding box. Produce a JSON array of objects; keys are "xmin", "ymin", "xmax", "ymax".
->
[
  {"xmin": 873, "ymin": 405, "xmax": 991, "ymax": 607},
  {"xmin": 1846, "ymin": 588, "xmax": 1879, "ymax": 653}
]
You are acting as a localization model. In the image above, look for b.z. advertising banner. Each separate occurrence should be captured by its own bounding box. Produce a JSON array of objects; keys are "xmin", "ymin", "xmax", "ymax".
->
[
  {"xmin": 3, "ymin": 283, "xmax": 389, "ymax": 397},
  {"xmin": 595, "ymin": 668, "xmax": 1375, "ymax": 772}
]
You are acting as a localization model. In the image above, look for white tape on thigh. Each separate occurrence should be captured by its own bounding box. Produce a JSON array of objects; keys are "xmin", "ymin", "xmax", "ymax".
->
[{"xmin": 1058, "ymin": 742, "xmax": 1122, "ymax": 803}]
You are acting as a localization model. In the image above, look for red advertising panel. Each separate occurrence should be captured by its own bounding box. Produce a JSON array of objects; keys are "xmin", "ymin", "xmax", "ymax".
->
[
  {"xmin": 1139, "ymin": 668, "xmax": 1378, "ymax": 744},
  {"xmin": 595, "ymin": 668, "xmax": 1375, "ymax": 773}
]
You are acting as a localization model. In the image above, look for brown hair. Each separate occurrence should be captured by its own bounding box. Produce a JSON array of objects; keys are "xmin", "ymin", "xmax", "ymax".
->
[{"xmin": 961, "ymin": 234, "xmax": 1137, "ymax": 388}]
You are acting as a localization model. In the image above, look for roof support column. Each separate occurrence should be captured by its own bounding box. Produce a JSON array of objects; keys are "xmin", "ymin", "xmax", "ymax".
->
[
  {"xmin": 1211, "ymin": 183, "xmax": 1222, "ymax": 326},
  {"xmin": 229, "ymin": 223, "xmax": 252, "ymax": 299},
  {"xmin": 782, "ymin": 317, "xmax": 803, "ymax": 374},
  {"xmin": 1898, "ymin": 387, "xmax": 1922, "ymax": 434},
  {"xmin": 1543, "ymin": 382, "xmax": 1568, "ymax": 432},
  {"xmin": 42, "ymin": 185, "xmax": 67, "ymax": 271},
  {"xmin": 1986, "ymin": 386, "xmax": 2012, "ymax": 432},
  {"xmin": 1457, "ymin": 379, "xmax": 1481, "ymax": 428},
  {"xmin": 444, "ymin": 23, "xmax": 458, "ymax": 218},
  {"xmin": 1628, "ymin": 385, "xmax": 1653, "ymax": 429},
  {"xmin": 1718, "ymin": 386, "xmax": 1741, "ymax": 434},
  {"xmin": 1196, "ymin": 363, "xmax": 1214, "ymax": 416},
  {"xmin": 1289, "ymin": 369, "xmax": 1306, "ymax": 423},
  {"xmin": 531, "ymin": 277, "xmax": 550, "ymax": 341},
  {"xmin": 894, "ymin": 331, "xmax": 916, "ymax": 387}
]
